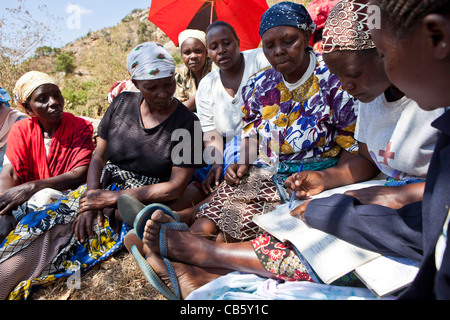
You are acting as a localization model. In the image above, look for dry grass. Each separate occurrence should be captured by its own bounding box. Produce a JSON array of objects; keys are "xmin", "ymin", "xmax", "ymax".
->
[{"xmin": 31, "ymin": 248, "xmax": 166, "ymax": 300}]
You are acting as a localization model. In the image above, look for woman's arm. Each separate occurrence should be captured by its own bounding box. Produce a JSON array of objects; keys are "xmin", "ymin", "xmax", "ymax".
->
[
  {"xmin": 200, "ymin": 129, "xmax": 224, "ymax": 193},
  {"xmin": 224, "ymin": 135, "xmax": 258, "ymax": 186},
  {"xmin": 0, "ymin": 162, "xmax": 88, "ymax": 215},
  {"xmin": 181, "ymin": 95, "xmax": 196, "ymax": 112},
  {"xmin": 71, "ymin": 137, "xmax": 108, "ymax": 242},
  {"xmin": 285, "ymin": 142, "xmax": 380, "ymax": 198}
]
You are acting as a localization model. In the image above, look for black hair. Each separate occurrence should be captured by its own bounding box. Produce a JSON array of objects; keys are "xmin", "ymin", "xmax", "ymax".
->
[
  {"xmin": 371, "ymin": 0, "xmax": 450, "ymax": 38},
  {"xmin": 205, "ymin": 21, "xmax": 239, "ymax": 41}
]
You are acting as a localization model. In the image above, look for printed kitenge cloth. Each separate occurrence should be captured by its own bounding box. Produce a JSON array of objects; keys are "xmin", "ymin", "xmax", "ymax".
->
[
  {"xmin": 252, "ymin": 233, "xmax": 364, "ymax": 287},
  {"xmin": 0, "ymin": 164, "xmax": 162, "ymax": 300},
  {"xmin": 241, "ymin": 52, "xmax": 358, "ymax": 167},
  {"xmin": 174, "ymin": 58, "xmax": 215, "ymax": 103}
]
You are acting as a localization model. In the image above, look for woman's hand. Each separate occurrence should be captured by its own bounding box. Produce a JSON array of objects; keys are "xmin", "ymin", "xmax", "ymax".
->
[
  {"xmin": 201, "ymin": 164, "xmax": 223, "ymax": 194},
  {"xmin": 284, "ymin": 170, "xmax": 326, "ymax": 200},
  {"xmin": 0, "ymin": 182, "xmax": 37, "ymax": 215},
  {"xmin": 78, "ymin": 189, "xmax": 118, "ymax": 213},
  {"xmin": 224, "ymin": 164, "xmax": 250, "ymax": 186},
  {"xmin": 71, "ymin": 189, "xmax": 119, "ymax": 243},
  {"xmin": 71, "ymin": 209, "xmax": 104, "ymax": 243},
  {"xmin": 289, "ymin": 199, "xmax": 312, "ymax": 221},
  {"xmin": 344, "ymin": 183, "xmax": 425, "ymax": 209}
]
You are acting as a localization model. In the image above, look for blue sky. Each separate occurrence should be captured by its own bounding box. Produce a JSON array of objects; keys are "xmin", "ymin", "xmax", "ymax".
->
[{"xmin": 1, "ymin": 0, "xmax": 152, "ymax": 48}]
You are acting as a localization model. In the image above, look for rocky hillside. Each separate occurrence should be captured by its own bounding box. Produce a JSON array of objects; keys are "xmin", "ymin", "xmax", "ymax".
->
[
  {"xmin": 25, "ymin": 9, "xmax": 173, "ymax": 119},
  {"xmin": 18, "ymin": 0, "xmax": 312, "ymax": 119}
]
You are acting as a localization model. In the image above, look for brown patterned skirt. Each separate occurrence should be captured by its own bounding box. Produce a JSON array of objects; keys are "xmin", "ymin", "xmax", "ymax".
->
[{"xmin": 195, "ymin": 166, "xmax": 281, "ymax": 241}]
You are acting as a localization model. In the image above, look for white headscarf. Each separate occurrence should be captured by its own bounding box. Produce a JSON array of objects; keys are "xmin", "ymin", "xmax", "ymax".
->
[
  {"xmin": 13, "ymin": 71, "xmax": 58, "ymax": 108},
  {"xmin": 127, "ymin": 42, "xmax": 175, "ymax": 81},
  {"xmin": 178, "ymin": 29, "xmax": 207, "ymax": 47}
]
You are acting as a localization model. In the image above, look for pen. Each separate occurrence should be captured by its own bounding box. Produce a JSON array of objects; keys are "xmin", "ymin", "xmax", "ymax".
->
[{"xmin": 289, "ymin": 163, "xmax": 303, "ymax": 209}]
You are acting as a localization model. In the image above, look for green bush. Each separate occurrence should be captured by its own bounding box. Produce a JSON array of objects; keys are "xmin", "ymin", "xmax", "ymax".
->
[{"xmin": 55, "ymin": 52, "xmax": 75, "ymax": 74}]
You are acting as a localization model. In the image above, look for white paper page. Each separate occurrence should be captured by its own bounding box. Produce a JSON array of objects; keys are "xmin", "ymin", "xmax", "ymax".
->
[
  {"xmin": 308, "ymin": 180, "xmax": 387, "ymax": 201},
  {"xmin": 354, "ymin": 256, "xmax": 421, "ymax": 297},
  {"xmin": 254, "ymin": 203, "xmax": 380, "ymax": 284}
]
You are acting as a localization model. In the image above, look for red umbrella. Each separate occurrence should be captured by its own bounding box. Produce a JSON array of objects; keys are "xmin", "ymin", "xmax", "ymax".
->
[{"xmin": 148, "ymin": 0, "xmax": 269, "ymax": 51}]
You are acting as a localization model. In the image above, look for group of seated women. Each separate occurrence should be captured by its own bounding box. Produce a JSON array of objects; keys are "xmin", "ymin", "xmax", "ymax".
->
[{"xmin": 0, "ymin": 0, "xmax": 448, "ymax": 301}]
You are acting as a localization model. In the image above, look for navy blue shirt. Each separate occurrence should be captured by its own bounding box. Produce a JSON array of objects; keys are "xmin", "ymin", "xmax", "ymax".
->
[{"xmin": 304, "ymin": 109, "xmax": 450, "ymax": 299}]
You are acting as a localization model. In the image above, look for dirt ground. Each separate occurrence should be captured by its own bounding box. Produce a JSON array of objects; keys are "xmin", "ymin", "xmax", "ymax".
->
[{"xmin": 30, "ymin": 248, "xmax": 166, "ymax": 300}]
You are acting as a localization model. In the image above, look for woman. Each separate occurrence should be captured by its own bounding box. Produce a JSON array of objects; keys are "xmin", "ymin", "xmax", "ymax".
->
[
  {"xmin": 285, "ymin": 0, "xmax": 443, "ymax": 209},
  {"xmin": 292, "ymin": 0, "xmax": 450, "ymax": 300},
  {"xmin": 0, "ymin": 87, "xmax": 27, "ymax": 171},
  {"xmin": 191, "ymin": 3, "xmax": 359, "ymax": 242},
  {"xmin": 0, "ymin": 43, "xmax": 202, "ymax": 300},
  {"xmin": 174, "ymin": 29, "xmax": 215, "ymax": 112},
  {"xmin": 0, "ymin": 71, "xmax": 94, "ymax": 243},
  {"xmin": 191, "ymin": 21, "xmax": 270, "ymax": 198},
  {"xmin": 72, "ymin": 41, "xmax": 204, "ymax": 243},
  {"xmin": 107, "ymin": 29, "xmax": 213, "ymax": 113},
  {"xmin": 122, "ymin": 2, "xmax": 362, "ymax": 300}
]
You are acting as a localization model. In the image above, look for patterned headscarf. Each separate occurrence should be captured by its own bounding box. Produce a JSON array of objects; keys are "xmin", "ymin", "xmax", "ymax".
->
[
  {"xmin": 178, "ymin": 29, "xmax": 207, "ymax": 47},
  {"xmin": 13, "ymin": 71, "xmax": 58, "ymax": 108},
  {"xmin": 0, "ymin": 87, "xmax": 11, "ymax": 107},
  {"xmin": 127, "ymin": 42, "xmax": 175, "ymax": 81},
  {"xmin": 259, "ymin": 1, "xmax": 317, "ymax": 36},
  {"xmin": 322, "ymin": 0, "xmax": 376, "ymax": 53}
]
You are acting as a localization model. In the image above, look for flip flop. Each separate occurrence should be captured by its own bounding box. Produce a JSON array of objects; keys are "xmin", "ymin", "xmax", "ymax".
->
[
  {"xmin": 133, "ymin": 203, "xmax": 182, "ymax": 240},
  {"xmin": 124, "ymin": 230, "xmax": 181, "ymax": 300},
  {"xmin": 117, "ymin": 194, "xmax": 181, "ymax": 237},
  {"xmin": 117, "ymin": 194, "xmax": 145, "ymax": 228}
]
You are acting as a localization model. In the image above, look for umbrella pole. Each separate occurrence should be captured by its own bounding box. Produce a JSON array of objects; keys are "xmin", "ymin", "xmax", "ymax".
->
[{"xmin": 210, "ymin": 0, "xmax": 214, "ymax": 24}]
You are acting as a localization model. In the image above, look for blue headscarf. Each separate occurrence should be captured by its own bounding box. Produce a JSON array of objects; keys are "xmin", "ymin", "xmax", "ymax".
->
[
  {"xmin": 0, "ymin": 87, "xmax": 10, "ymax": 107},
  {"xmin": 259, "ymin": 1, "xmax": 317, "ymax": 36}
]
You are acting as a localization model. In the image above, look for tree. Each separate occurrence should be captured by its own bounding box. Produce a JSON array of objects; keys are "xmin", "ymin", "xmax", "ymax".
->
[
  {"xmin": 0, "ymin": 0, "xmax": 60, "ymax": 100},
  {"xmin": 55, "ymin": 52, "xmax": 75, "ymax": 74}
]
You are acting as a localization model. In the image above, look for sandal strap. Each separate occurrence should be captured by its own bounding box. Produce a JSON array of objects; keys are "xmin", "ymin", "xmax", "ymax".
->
[{"xmin": 159, "ymin": 222, "xmax": 189, "ymax": 257}]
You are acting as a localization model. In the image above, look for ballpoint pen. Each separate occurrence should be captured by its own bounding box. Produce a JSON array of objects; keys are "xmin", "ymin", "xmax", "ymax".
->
[{"xmin": 289, "ymin": 163, "xmax": 303, "ymax": 209}]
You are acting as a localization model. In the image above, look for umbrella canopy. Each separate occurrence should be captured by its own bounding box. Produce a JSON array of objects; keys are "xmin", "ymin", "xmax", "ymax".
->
[{"xmin": 148, "ymin": 0, "xmax": 269, "ymax": 51}]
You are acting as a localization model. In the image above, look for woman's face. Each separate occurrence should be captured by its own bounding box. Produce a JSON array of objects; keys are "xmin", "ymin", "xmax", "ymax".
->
[
  {"xmin": 26, "ymin": 84, "xmax": 64, "ymax": 125},
  {"xmin": 134, "ymin": 76, "xmax": 176, "ymax": 109},
  {"xmin": 206, "ymin": 25, "xmax": 241, "ymax": 70},
  {"xmin": 323, "ymin": 50, "xmax": 391, "ymax": 103},
  {"xmin": 261, "ymin": 26, "xmax": 312, "ymax": 83},
  {"xmin": 181, "ymin": 38, "xmax": 207, "ymax": 75},
  {"xmin": 371, "ymin": 22, "xmax": 448, "ymax": 110}
]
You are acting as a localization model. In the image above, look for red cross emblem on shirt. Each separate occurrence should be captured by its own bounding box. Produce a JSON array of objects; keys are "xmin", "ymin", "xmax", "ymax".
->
[{"xmin": 378, "ymin": 141, "xmax": 395, "ymax": 165}]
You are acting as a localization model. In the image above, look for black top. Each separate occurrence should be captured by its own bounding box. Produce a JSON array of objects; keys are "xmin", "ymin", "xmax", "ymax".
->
[{"xmin": 98, "ymin": 91, "xmax": 204, "ymax": 182}]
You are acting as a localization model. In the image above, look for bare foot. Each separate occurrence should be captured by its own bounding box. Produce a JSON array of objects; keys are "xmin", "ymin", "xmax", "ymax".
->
[
  {"xmin": 139, "ymin": 209, "xmax": 271, "ymax": 279},
  {"xmin": 142, "ymin": 209, "xmax": 205, "ymax": 263},
  {"xmin": 124, "ymin": 230, "xmax": 224, "ymax": 299}
]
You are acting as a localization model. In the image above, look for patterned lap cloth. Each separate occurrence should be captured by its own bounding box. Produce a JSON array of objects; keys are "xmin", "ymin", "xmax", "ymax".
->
[{"xmin": 0, "ymin": 163, "xmax": 163, "ymax": 300}]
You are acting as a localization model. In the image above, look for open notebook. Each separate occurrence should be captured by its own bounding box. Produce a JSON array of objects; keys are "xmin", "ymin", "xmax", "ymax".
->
[{"xmin": 253, "ymin": 180, "xmax": 420, "ymax": 297}]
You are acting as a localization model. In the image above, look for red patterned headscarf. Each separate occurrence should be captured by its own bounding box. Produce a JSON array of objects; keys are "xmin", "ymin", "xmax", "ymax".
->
[{"xmin": 322, "ymin": 0, "xmax": 376, "ymax": 53}]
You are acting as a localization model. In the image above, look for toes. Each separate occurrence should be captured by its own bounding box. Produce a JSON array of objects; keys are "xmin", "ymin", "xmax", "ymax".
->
[{"xmin": 152, "ymin": 209, "xmax": 175, "ymax": 223}]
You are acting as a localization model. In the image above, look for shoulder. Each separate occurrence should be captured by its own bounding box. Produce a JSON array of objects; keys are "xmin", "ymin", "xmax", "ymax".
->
[
  {"xmin": 109, "ymin": 91, "xmax": 142, "ymax": 112},
  {"xmin": 246, "ymin": 65, "xmax": 280, "ymax": 88},
  {"xmin": 243, "ymin": 48, "xmax": 270, "ymax": 72},
  {"xmin": 197, "ymin": 69, "xmax": 221, "ymax": 93},
  {"xmin": 242, "ymin": 48, "xmax": 264, "ymax": 60},
  {"xmin": 10, "ymin": 116, "xmax": 33, "ymax": 133},
  {"xmin": 176, "ymin": 100, "xmax": 199, "ymax": 121}
]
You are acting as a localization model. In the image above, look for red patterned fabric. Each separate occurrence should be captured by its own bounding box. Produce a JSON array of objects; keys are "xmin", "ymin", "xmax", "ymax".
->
[
  {"xmin": 6, "ymin": 112, "xmax": 94, "ymax": 184},
  {"xmin": 252, "ymin": 233, "xmax": 313, "ymax": 282}
]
